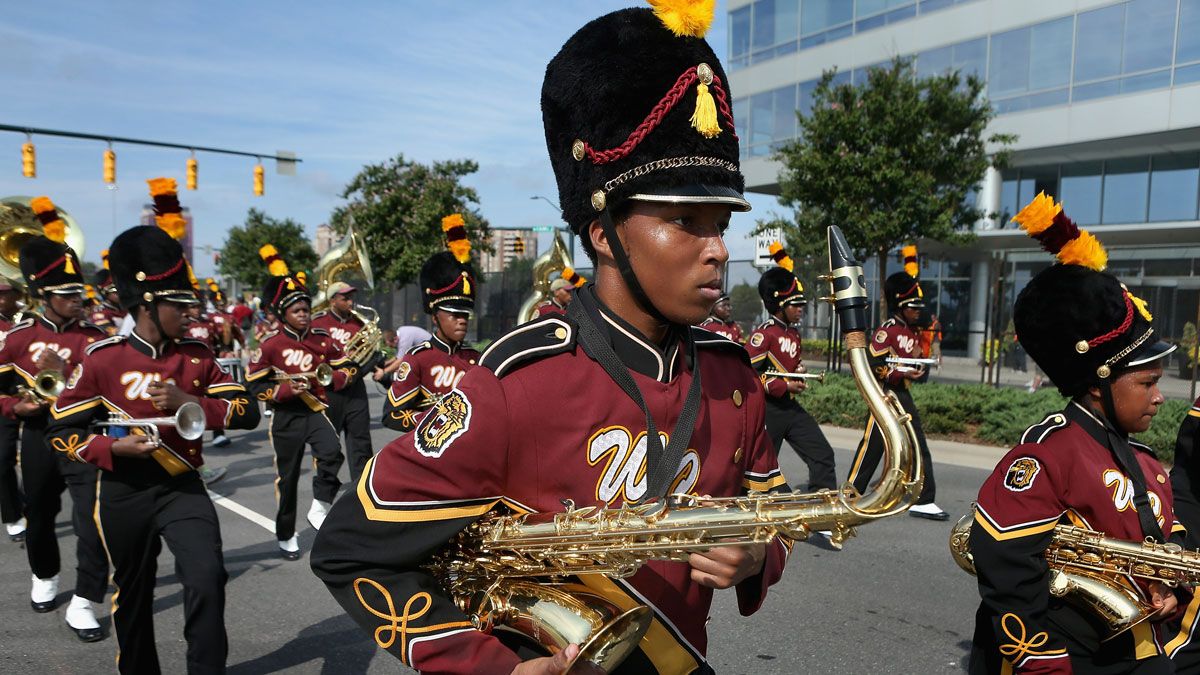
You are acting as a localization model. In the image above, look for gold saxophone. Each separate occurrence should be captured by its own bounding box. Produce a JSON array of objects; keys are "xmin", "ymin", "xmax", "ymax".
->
[
  {"xmin": 425, "ymin": 226, "xmax": 924, "ymax": 672},
  {"xmin": 950, "ymin": 508, "xmax": 1200, "ymax": 637}
]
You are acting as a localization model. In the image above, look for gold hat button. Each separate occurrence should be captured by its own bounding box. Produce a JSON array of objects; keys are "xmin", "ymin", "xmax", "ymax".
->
[
  {"xmin": 188, "ymin": 448, "xmax": 197, "ymax": 456},
  {"xmin": 554, "ymin": 327, "xmax": 567, "ymax": 340},
  {"xmin": 733, "ymin": 447, "xmax": 743, "ymax": 463},
  {"xmin": 191, "ymin": 358, "xmax": 200, "ymax": 364},
  {"xmin": 1158, "ymin": 474, "xmax": 1167, "ymax": 483},
  {"xmin": 697, "ymin": 63, "xmax": 714, "ymax": 85},
  {"xmin": 135, "ymin": 271, "xmax": 147, "ymax": 281},
  {"xmin": 732, "ymin": 389, "xmax": 743, "ymax": 408},
  {"xmin": 571, "ymin": 140, "xmax": 585, "ymax": 162},
  {"xmin": 591, "ymin": 190, "xmax": 606, "ymax": 211}
]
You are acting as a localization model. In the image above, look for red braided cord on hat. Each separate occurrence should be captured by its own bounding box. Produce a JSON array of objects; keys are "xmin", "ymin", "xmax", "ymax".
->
[
  {"xmin": 142, "ymin": 258, "xmax": 184, "ymax": 281},
  {"xmin": 32, "ymin": 256, "xmax": 65, "ymax": 280},
  {"xmin": 1087, "ymin": 294, "xmax": 1134, "ymax": 349},
  {"xmin": 427, "ymin": 272, "xmax": 474, "ymax": 296},
  {"xmin": 582, "ymin": 68, "xmax": 740, "ymax": 166}
]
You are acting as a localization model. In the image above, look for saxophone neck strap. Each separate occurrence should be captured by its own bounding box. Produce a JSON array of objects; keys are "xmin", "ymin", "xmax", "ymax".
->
[
  {"xmin": 1098, "ymin": 388, "xmax": 1165, "ymax": 543},
  {"xmin": 567, "ymin": 290, "xmax": 701, "ymax": 502}
]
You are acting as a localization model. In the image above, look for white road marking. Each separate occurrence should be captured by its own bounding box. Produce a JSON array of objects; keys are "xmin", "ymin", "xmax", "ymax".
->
[{"xmin": 207, "ymin": 489, "xmax": 276, "ymax": 533}]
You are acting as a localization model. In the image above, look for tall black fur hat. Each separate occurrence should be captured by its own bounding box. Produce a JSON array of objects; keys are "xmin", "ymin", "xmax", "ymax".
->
[
  {"xmin": 107, "ymin": 226, "xmax": 200, "ymax": 310},
  {"xmin": 1012, "ymin": 193, "xmax": 1173, "ymax": 397},
  {"xmin": 19, "ymin": 236, "xmax": 85, "ymax": 297},
  {"xmin": 757, "ymin": 241, "xmax": 805, "ymax": 314},
  {"xmin": 262, "ymin": 276, "xmax": 309, "ymax": 314},
  {"xmin": 884, "ymin": 272, "xmax": 925, "ymax": 313},
  {"xmin": 93, "ymin": 268, "xmax": 115, "ymax": 294},
  {"xmin": 542, "ymin": 1, "xmax": 750, "ymax": 234},
  {"xmin": 420, "ymin": 252, "xmax": 476, "ymax": 315}
]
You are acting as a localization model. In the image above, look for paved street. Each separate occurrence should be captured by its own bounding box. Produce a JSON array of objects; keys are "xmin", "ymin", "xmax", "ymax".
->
[{"xmin": 0, "ymin": 389, "xmax": 993, "ymax": 674}]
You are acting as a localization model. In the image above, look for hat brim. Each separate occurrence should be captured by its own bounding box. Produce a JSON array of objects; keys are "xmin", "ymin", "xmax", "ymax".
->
[
  {"xmin": 629, "ymin": 184, "xmax": 751, "ymax": 212},
  {"xmin": 44, "ymin": 284, "xmax": 86, "ymax": 295},
  {"xmin": 158, "ymin": 291, "xmax": 202, "ymax": 305},
  {"xmin": 331, "ymin": 285, "xmax": 357, "ymax": 296},
  {"xmin": 432, "ymin": 301, "xmax": 474, "ymax": 318},
  {"xmin": 1126, "ymin": 340, "xmax": 1177, "ymax": 368},
  {"xmin": 898, "ymin": 298, "xmax": 927, "ymax": 309},
  {"xmin": 781, "ymin": 295, "xmax": 807, "ymax": 308}
]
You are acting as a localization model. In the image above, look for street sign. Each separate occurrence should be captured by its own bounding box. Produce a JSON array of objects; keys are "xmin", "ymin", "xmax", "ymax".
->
[
  {"xmin": 531, "ymin": 226, "xmax": 555, "ymax": 233},
  {"xmin": 754, "ymin": 228, "xmax": 783, "ymax": 269}
]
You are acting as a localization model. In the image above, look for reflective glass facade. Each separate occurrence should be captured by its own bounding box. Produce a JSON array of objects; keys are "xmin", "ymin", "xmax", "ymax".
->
[{"xmin": 734, "ymin": 0, "xmax": 1200, "ymax": 157}]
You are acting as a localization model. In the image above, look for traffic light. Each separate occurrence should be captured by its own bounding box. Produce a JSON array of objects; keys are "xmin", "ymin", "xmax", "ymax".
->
[
  {"xmin": 512, "ymin": 236, "xmax": 525, "ymax": 255},
  {"xmin": 253, "ymin": 163, "xmax": 264, "ymax": 196},
  {"xmin": 21, "ymin": 141, "xmax": 35, "ymax": 178},
  {"xmin": 186, "ymin": 157, "xmax": 198, "ymax": 190},
  {"xmin": 103, "ymin": 148, "xmax": 116, "ymax": 184}
]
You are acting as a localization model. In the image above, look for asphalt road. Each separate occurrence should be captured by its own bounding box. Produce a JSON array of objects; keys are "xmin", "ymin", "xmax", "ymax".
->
[{"xmin": 0, "ymin": 389, "xmax": 987, "ymax": 674}]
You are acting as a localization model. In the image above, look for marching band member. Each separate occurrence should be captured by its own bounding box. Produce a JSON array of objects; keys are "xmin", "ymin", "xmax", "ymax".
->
[
  {"xmin": 969, "ymin": 194, "xmax": 1182, "ymax": 674},
  {"xmin": 698, "ymin": 293, "xmax": 743, "ymax": 343},
  {"xmin": 381, "ymin": 216, "xmax": 480, "ymax": 434},
  {"xmin": 245, "ymin": 245, "xmax": 353, "ymax": 560},
  {"xmin": 535, "ymin": 267, "xmax": 585, "ymax": 317},
  {"xmin": 89, "ymin": 249, "xmax": 125, "ymax": 336},
  {"xmin": 313, "ymin": 2, "xmax": 789, "ymax": 671},
  {"xmin": 0, "ymin": 275, "xmax": 25, "ymax": 542},
  {"xmin": 311, "ymin": 281, "xmax": 376, "ymax": 484},
  {"xmin": 846, "ymin": 269, "xmax": 948, "ymax": 521},
  {"xmin": 746, "ymin": 245, "xmax": 837, "ymax": 494},
  {"xmin": 47, "ymin": 224, "xmax": 259, "ymax": 674},
  {"xmin": 0, "ymin": 201, "xmax": 108, "ymax": 641}
]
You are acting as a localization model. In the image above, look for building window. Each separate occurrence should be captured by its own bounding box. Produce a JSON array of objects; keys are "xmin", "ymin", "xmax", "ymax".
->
[
  {"xmin": 1059, "ymin": 162, "xmax": 1103, "ymax": 225},
  {"xmin": 729, "ymin": 5, "xmax": 751, "ymax": 68},
  {"xmin": 1177, "ymin": 0, "xmax": 1200, "ymax": 65},
  {"xmin": 917, "ymin": 37, "xmax": 986, "ymax": 81},
  {"xmin": 1102, "ymin": 156, "xmax": 1150, "ymax": 224},
  {"xmin": 989, "ymin": 17, "xmax": 1073, "ymax": 113},
  {"xmin": 1075, "ymin": 5, "xmax": 1124, "ymax": 83},
  {"xmin": 1149, "ymin": 153, "xmax": 1200, "ymax": 222}
]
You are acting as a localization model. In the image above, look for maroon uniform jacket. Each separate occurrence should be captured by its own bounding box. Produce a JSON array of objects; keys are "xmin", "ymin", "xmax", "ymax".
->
[
  {"xmin": 745, "ymin": 316, "xmax": 803, "ymax": 399},
  {"xmin": 184, "ymin": 315, "xmax": 220, "ymax": 352},
  {"xmin": 970, "ymin": 402, "xmax": 1186, "ymax": 673},
  {"xmin": 698, "ymin": 316, "xmax": 744, "ymax": 344},
  {"xmin": 0, "ymin": 310, "xmax": 26, "ymax": 333},
  {"xmin": 46, "ymin": 332, "xmax": 259, "ymax": 475},
  {"xmin": 208, "ymin": 311, "xmax": 243, "ymax": 353},
  {"xmin": 312, "ymin": 299, "xmax": 791, "ymax": 674},
  {"xmin": 535, "ymin": 300, "xmax": 566, "ymax": 317},
  {"xmin": 245, "ymin": 326, "xmax": 352, "ymax": 413},
  {"xmin": 868, "ymin": 317, "xmax": 922, "ymax": 389},
  {"xmin": 310, "ymin": 309, "xmax": 365, "ymax": 352},
  {"xmin": 382, "ymin": 335, "xmax": 479, "ymax": 433},
  {"xmin": 0, "ymin": 315, "xmax": 105, "ymax": 420},
  {"xmin": 1168, "ymin": 398, "xmax": 1200, "ymax": 665},
  {"xmin": 90, "ymin": 303, "xmax": 126, "ymax": 336}
]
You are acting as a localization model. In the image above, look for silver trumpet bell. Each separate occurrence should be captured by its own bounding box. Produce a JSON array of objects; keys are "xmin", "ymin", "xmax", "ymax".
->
[{"xmin": 95, "ymin": 401, "xmax": 207, "ymax": 441}]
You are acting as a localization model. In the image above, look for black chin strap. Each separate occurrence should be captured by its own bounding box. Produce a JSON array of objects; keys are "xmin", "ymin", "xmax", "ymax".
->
[
  {"xmin": 598, "ymin": 208, "xmax": 667, "ymax": 324},
  {"xmin": 567, "ymin": 290, "xmax": 701, "ymax": 502},
  {"xmin": 1097, "ymin": 385, "xmax": 1165, "ymax": 543}
]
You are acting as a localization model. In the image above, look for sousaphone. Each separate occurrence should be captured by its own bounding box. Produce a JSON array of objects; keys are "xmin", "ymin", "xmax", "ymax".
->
[
  {"xmin": 311, "ymin": 222, "xmax": 374, "ymax": 310},
  {"xmin": 517, "ymin": 230, "xmax": 573, "ymax": 323},
  {"xmin": 0, "ymin": 196, "xmax": 87, "ymax": 289}
]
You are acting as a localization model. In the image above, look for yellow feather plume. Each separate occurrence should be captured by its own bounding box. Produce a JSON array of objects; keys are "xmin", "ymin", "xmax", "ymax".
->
[
  {"xmin": 147, "ymin": 177, "xmax": 178, "ymax": 197},
  {"xmin": 768, "ymin": 241, "xmax": 794, "ymax": 272},
  {"xmin": 901, "ymin": 244, "xmax": 919, "ymax": 278},
  {"xmin": 30, "ymin": 196, "xmax": 66, "ymax": 243},
  {"xmin": 1011, "ymin": 191, "xmax": 1061, "ymax": 235},
  {"xmin": 441, "ymin": 213, "xmax": 464, "ymax": 232},
  {"xmin": 1055, "ymin": 229, "xmax": 1108, "ymax": 271},
  {"xmin": 30, "ymin": 196, "xmax": 56, "ymax": 216},
  {"xmin": 259, "ymin": 244, "xmax": 289, "ymax": 276},
  {"xmin": 648, "ymin": 0, "xmax": 715, "ymax": 37},
  {"xmin": 101, "ymin": 249, "xmax": 110, "ymax": 270}
]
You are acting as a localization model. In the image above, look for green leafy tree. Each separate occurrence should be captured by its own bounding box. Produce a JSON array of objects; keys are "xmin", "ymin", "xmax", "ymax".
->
[
  {"xmin": 217, "ymin": 208, "xmax": 318, "ymax": 290},
  {"xmin": 769, "ymin": 57, "xmax": 1015, "ymax": 308},
  {"xmin": 729, "ymin": 282, "xmax": 762, "ymax": 327},
  {"xmin": 330, "ymin": 155, "xmax": 491, "ymax": 287}
]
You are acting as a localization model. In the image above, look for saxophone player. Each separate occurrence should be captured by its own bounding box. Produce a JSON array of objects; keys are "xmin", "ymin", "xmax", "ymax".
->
[
  {"xmin": 311, "ymin": 281, "xmax": 376, "ymax": 484},
  {"xmin": 968, "ymin": 194, "xmax": 1183, "ymax": 674},
  {"xmin": 311, "ymin": 3, "xmax": 789, "ymax": 672},
  {"xmin": 0, "ymin": 275, "xmax": 25, "ymax": 542},
  {"xmin": 47, "ymin": 224, "xmax": 259, "ymax": 674}
]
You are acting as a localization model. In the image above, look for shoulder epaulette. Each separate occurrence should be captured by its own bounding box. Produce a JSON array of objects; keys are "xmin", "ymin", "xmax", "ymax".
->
[
  {"xmin": 310, "ymin": 310, "xmax": 328, "ymax": 319},
  {"xmin": 259, "ymin": 330, "xmax": 280, "ymax": 343},
  {"xmin": 481, "ymin": 316, "xmax": 576, "ymax": 378},
  {"xmin": 79, "ymin": 320, "xmax": 108, "ymax": 334},
  {"xmin": 1130, "ymin": 439, "xmax": 1156, "ymax": 456},
  {"xmin": 406, "ymin": 341, "xmax": 431, "ymax": 356},
  {"xmin": 85, "ymin": 335, "xmax": 125, "ymax": 355},
  {"xmin": 7, "ymin": 318, "xmax": 35, "ymax": 334},
  {"xmin": 879, "ymin": 318, "xmax": 899, "ymax": 329},
  {"xmin": 691, "ymin": 326, "xmax": 751, "ymax": 366},
  {"xmin": 310, "ymin": 327, "xmax": 330, "ymax": 337},
  {"xmin": 1019, "ymin": 411, "xmax": 1069, "ymax": 445},
  {"xmin": 177, "ymin": 338, "xmax": 211, "ymax": 350},
  {"xmin": 698, "ymin": 317, "xmax": 716, "ymax": 326}
]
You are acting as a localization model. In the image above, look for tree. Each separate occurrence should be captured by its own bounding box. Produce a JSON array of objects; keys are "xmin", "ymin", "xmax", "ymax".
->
[
  {"xmin": 329, "ymin": 155, "xmax": 492, "ymax": 287},
  {"xmin": 217, "ymin": 208, "xmax": 318, "ymax": 290},
  {"xmin": 729, "ymin": 282, "xmax": 762, "ymax": 327},
  {"xmin": 770, "ymin": 57, "xmax": 1015, "ymax": 308}
]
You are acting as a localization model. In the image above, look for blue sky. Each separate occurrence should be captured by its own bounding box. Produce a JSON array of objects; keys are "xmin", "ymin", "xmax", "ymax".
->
[{"xmin": 0, "ymin": 1, "xmax": 778, "ymax": 278}]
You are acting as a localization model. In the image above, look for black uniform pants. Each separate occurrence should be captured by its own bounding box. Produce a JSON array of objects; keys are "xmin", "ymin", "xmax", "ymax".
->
[
  {"xmin": 847, "ymin": 387, "xmax": 936, "ymax": 504},
  {"xmin": 98, "ymin": 471, "xmax": 227, "ymax": 675},
  {"xmin": 21, "ymin": 420, "xmax": 108, "ymax": 600},
  {"xmin": 0, "ymin": 415, "xmax": 22, "ymax": 523},
  {"xmin": 269, "ymin": 407, "xmax": 342, "ymax": 540},
  {"xmin": 764, "ymin": 400, "xmax": 837, "ymax": 491},
  {"xmin": 326, "ymin": 380, "xmax": 374, "ymax": 486}
]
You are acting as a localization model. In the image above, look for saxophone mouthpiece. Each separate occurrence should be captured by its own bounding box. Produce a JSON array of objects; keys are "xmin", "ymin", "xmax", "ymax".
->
[{"xmin": 826, "ymin": 226, "xmax": 869, "ymax": 334}]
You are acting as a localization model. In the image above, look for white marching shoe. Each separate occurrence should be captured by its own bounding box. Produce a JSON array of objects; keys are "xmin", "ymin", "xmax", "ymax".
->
[
  {"xmin": 278, "ymin": 535, "xmax": 301, "ymax": 561},
  {"xmin": 30, "ymin": 574, "xmax": 58, "ymax": 612},
  {"xmin": 307, "ymin": 499, "xmax": 332, "ymax": 531},
  {"xmin": 6, "ymin": 516, "xmax": 26, "ymax": 542},
  {"xmin": 65, "ymin": 595, "xmax": 105, "ymax": 642},
  {"xmin": 908, "ymin": 502, "xmax": 950, "ymax": 521}
]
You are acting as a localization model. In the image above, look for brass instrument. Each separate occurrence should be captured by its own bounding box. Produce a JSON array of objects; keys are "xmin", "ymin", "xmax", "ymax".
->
[
  {"xmin": 310, "ymin": 223, "xmax": 374, "ymax": 310},
  {"xmin": 272, "ymin": 363, "xmax": 334, "ymax": 387},
  {"xmin": 765, "ymin": 371, "xmax": 825, "ymax": 382},
  {"xmin": 949, "ymin": 508, "xmax": 1200, "ymax": 637},
  {"xmin": 93, "ymin": 401, "xmax": 207, "ymax": 442},
  {"xmin": 17, "ymin": 369, "xmax": 65, "ymax": 403},
  {"xmin": 0, "ymin": 196, "xmax": 86, "ymax": 296},
  {"xmin": 517, "ymin": 230, "xmax": 573, "ymax": 323},
  {"xmin": 425, "ymin": 226, "xmax": 923, "ymax": 672},
  {"xmin": 341, "ymin": 304, "xmax": 385, "ymax": 368}
]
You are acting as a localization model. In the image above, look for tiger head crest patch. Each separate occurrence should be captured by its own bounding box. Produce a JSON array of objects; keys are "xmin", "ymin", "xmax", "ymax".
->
[
  {"xmin": 414, "ymin": 390, "xmax": 472, "ymax": 458},
  {"xmin": 1004, "ymin": 457, "xmax": 1041, "ymax": 492}
]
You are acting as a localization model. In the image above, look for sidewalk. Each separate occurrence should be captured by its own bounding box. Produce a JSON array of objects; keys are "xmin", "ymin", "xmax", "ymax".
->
[
  {"xmin": 921, "ymin": 355, "xmax": 1199, "ymax": 402},
  {"xmin": 820, "ymin": 424, "xmax": 1008, "ymax": 472}
]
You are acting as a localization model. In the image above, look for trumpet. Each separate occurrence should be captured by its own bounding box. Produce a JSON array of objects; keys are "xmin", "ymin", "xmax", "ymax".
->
[
  {"xmin": 272, "ymin": 363, "xmax": 334, "ymax": 387},
  {"xmin": 93, "ymin": 401, "xmax": 207, "ymax": 442},
  {"xmin": 764, "ymin": 370, "xmax": 825, "ymax": 382},
  {"xmin": 17, "ymin": 369, "xmax": 65, "ymax": 403}
]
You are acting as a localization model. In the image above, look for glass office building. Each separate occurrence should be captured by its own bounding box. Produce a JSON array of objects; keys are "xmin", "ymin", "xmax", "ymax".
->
[{"xmin": 729, "ymin": 0, "xmax": 1200, "ymax": 357}]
